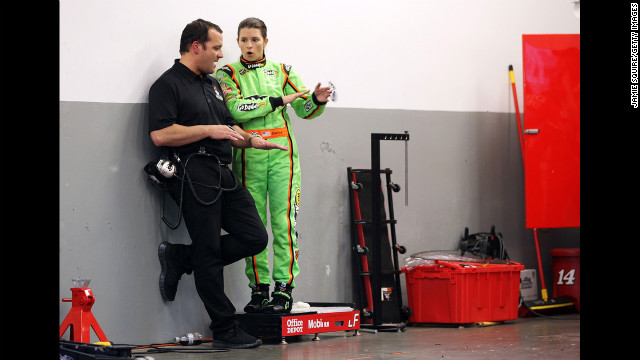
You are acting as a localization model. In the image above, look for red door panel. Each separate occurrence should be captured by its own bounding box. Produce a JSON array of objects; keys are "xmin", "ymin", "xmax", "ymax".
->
[{"xmin": 522, "ymin": 34, "xmax": 580, "ymax": 228}]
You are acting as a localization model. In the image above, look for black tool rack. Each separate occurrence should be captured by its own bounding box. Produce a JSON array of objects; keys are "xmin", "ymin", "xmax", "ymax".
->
[
  {"xmin": 347, "ymin": 167, "xmax": 411, "ymax": 331},
  {"xmin": 345, "ymin": 131, "xmax": 412, "ymax": 331}
]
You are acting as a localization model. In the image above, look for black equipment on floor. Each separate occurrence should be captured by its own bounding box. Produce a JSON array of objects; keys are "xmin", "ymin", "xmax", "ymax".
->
[
  {"xmin": 459, "ymin": 225, "xmax": 510, "ymax": 261},
  {"xmin": 59, "ymin": 340, "xmax": 134, "ymax": 359}
]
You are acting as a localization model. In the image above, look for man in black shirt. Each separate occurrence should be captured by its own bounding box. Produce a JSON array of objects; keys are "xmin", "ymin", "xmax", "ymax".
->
[{"xmin": 147, "ymin": 19, "xmax": 308, "ymax": 349}]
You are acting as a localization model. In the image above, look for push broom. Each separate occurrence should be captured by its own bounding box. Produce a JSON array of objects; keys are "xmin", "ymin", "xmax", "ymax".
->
[{"xmin": 509, "ymin": 65, "xmax": 575, "ymax": 316}]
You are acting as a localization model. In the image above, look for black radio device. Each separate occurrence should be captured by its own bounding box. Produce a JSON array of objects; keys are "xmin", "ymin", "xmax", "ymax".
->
[{"xmin": 144, "ymin": 157, "xmax": 175, "ymax": 185}]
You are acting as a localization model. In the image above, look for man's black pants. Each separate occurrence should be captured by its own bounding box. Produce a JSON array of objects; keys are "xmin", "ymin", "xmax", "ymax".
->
[{"xmin": 166, "ymin": 153, "xmax": 267, "ymax": 333}]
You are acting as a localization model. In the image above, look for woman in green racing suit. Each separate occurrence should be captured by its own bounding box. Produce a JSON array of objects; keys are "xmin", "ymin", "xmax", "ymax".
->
[{"xmin": 216, "ymin": 17, "xmax": 332, "ymax": 313}]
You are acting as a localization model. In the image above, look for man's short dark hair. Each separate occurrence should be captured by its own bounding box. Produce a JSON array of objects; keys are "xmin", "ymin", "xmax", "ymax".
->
[{"xmin": 180, "ymin": 19, "xmax": 223, "ymax": 54}]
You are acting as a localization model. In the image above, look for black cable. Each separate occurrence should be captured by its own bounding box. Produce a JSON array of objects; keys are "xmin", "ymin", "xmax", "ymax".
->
[
  {"xmin": 182, "ymin": 151, "xmax": 238, "ymax": 206},
  {"xmin": 159, "ymin": 150, "xmax": 238, "ymax": 229},
  {"xmin": 142, "ymin": 347, "xmax": 229, "ymax": 354},
  {"xmin": 114, "ymin": 340, "xmax": 230, "ymax": 355}
]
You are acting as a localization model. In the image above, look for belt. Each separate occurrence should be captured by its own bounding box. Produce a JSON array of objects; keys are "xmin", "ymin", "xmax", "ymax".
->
[
  {"xmin": 175, "ymin": 144, "xmax": 218, "ymax": 155},
  {"xmin": 173, "ymin": 146, "xmax": 230, "ymax": 165},
  {"xmin": 247, "ymin": 126, "xmax": 288, "ymax": 139}
]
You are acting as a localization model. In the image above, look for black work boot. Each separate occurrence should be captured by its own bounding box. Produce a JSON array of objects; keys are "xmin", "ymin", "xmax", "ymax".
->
[
  {"xmin": 264, "ymin": 282, "xmax": 293, "ymax": 314},
  {"xmin": 243, "ymin": 284, "xmax": 270, "ymax": 313},
  {"xmin": 158, "ymin": 241, "xmax": 184, "ymax": 301},
  {"xmin": 211, "ymin": 322, "xmax": 262, "ymax": 349}
]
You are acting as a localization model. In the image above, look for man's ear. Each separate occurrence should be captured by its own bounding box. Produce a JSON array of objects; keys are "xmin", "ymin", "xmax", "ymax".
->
[{"xmin": 191, "ymin": 41, "xmax": 200, "ymax": 55}]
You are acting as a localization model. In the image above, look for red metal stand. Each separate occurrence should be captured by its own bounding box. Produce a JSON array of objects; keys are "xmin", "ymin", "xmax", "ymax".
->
[
  {"xmin": 351, "ymin": 172, "xmax": 374, "ymax": 318},
  {"xmin": 59, "ymin": 287, "xmax": 109, "ymax": 343}
]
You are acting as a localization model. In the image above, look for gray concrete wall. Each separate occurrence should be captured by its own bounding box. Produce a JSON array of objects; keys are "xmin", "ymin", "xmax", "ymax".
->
[{"xmin": 59, "ymin": 102, "xmax": 579, "ymax": 344}]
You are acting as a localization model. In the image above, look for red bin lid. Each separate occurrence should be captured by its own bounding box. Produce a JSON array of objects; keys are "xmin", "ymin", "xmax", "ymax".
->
[{"xmin": 550, "ymin": 248, "xmax": 580, "ymax": 256}]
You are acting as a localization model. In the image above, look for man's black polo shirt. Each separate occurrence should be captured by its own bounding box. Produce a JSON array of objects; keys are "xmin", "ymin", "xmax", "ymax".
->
[{"xmin": 148, "ymin": 59, "xmax": 236, "ymax": 163}]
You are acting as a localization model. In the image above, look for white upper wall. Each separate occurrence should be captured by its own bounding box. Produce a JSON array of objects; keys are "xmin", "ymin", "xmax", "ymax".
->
[{"xmin": 59, "ymin": 0, "xmax": 579, "ymax": 112}]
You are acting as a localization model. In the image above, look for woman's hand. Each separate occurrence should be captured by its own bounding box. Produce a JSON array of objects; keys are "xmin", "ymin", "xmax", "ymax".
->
[
  {"xmin": 312, "ymin": 82, "xmax": 333, "ymax": 102},
  {"xmin": 250, "ymin": 136, "xmax": 289, "ymax": 151}
]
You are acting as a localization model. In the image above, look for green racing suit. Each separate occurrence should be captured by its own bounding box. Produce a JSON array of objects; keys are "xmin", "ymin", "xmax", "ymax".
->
[{"xmin": 216, "ymin": 57, "xmax": 327, "ymax": 289}]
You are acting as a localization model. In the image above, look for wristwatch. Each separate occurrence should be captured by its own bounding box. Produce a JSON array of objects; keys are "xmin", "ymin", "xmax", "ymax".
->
[{"xmin": 248, "ymin": 132, "xmax": 263, "ymax": 148}]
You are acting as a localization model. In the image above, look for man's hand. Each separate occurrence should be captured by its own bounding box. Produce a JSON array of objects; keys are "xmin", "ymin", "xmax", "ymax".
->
[
  {"xmin": 282, "ymin": 90, "xmax": 310, "ymax": 105},
  {"xmin": 312, "ymin": 83, "xmax": 333, "ymax": 103},
  {"xmin": 250, "ymin": 136, "xmax": 289, "ymax": 151},
  {"xmin": 210, "ymin": 125, "xmax": 245, "ymax": 141}
]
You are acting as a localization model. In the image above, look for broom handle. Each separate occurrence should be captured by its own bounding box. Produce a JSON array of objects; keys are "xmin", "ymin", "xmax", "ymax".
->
[
  {"xmin": 533, "ymin": 228, "xmax": 549, "ymax": 302},
  {"xmin": 511, "ymin": 65, "xmax": 549, "ymax": 302},
  {"xmin": 509, "ymin": 65, "xmax": 525, "ymax": 164}
]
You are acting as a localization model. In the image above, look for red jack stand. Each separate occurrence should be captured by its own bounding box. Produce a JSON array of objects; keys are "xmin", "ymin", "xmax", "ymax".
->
[{"xmin": 59, "ymin": 279, "xmax": 109, "ymax": 343}]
